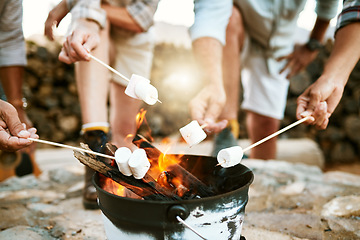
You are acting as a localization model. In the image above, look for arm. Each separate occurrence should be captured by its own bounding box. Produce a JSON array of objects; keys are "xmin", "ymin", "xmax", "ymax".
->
[
  {"xmin": 296, "ymin": 22, "xmax": 360, "ymax": 129},
  {"xmin": 189, "ymin": 0, "xmax": 232, "ymax": 133},
  {"xmin": 102, "ymin": 0, "xmax": 159, "ymax": 33},
  {"xmin": 279, "ymin": 17, "xmax": 330, "ymax": 79},
  {"xmin": 44, "ymin": 0, "xmax": 69, "ymax": 41},
  {"xmin": 0, "ymin": 100, "xmax": 38, "ymax": 151},
  {"xmin": 190, "ymin": 37, "xmax": 227, "ymax": 132},
  {"xmin": 101, "ymin": 4, "xmax": 143, "ymax": 33}
]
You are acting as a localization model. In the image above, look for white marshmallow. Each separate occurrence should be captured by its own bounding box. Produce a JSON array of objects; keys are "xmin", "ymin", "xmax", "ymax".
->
[
  {"xmin": 134, "ymin": 81, "xmax": 158, "ymax": 105},
  {"xmin": 179, "ymin": 120, "xmax": 207, "ymax": 147},
  {"xmin": 125, "ymin": 74, "xmax": 150, "ymax": 99},
  {"xmin": 128, "ymin": 149, "xmax": 151, "ymax": 179},
  {"xmin": 114, "ymin": 147, "xmax": 133, "ymax": 176},
  {"xmin": 125, "ymin": 74, "xmax": 158, "ymax": 105},
  {"xmin": 217, "ymin": 146, "xmax": 243, "ymax": 168}
]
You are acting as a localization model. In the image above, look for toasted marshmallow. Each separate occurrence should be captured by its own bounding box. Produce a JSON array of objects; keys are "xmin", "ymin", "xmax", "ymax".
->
[
  {"xmin": 179, "ymin": 120, "xmax": 207, "ymax": 147},
  {"xmin": 128, "ymin": 149, "xmax": 151, "ymax": 179},
  {"xmin": 114, "ymin": 147, "xmax": 133, "ymax": 176},
  {"xmin": 217, "ymin": 146, "xmax": 243, "ymax": 168}
]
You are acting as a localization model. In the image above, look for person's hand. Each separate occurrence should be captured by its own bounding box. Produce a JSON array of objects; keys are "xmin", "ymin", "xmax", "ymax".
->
[
  {"xmin": 278, "ymin": 44, "xmax": 319, "ymax": 79},
  {"xmin": 189, "ymin": 83, "xmax": 228, "ymax": 133},
  {"xmin": 44, "ymin": 0, "xmax": 69, "ymax": 41},
  {"xmin": 296, "ymin": 75, "xmax": 344, "ymax": 129},
  {"xmin": 0, "ymin": 100, "xmax": 38, "ymax": 151},
  {"xmin": 58, "ymin": 19, "xmax": 100, "ymax": 64}
]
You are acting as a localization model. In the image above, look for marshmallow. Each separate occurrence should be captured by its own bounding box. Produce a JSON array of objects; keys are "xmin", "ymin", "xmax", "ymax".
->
[
  {"xmin": 128, "ymin": 149, "xmax": 151, "ymax": 179},
  {"xmin": 134, "ymin": 81, "xmax": 158, "ymax": 105},
  {"xmin": 179, "ymin": 120, "xmax": 207, "ymax": 147},
  {"xmin": 125, "ymin": 74, "xmax": 150, "ymax": 99},
  {"xmin": 114, "ymin": 147, "xmax": 133, "ymax": 176},
  {"xmin": 125, "ymin": 74, "xmax": 158, "ymax": 105},
  {"xmin": 217, "ymin": 146, "xmax": 243, "ymax": 168}
]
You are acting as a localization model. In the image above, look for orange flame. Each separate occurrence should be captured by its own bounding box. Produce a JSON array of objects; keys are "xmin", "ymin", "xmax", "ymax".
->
[{"xmin": 103, "ymin": 109, "xmax": 190, "ymax": 199}]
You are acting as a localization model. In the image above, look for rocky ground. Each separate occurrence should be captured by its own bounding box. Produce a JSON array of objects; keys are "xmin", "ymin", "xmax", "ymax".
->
[{"xmin": 0, "ymin": 138, "xmax": 360, "ymax": 240}]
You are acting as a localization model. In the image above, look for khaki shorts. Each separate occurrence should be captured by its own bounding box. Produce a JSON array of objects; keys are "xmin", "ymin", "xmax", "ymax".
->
[{"xmin": 110, "ymin": 28, "xmax": 155, "ymax": 86}]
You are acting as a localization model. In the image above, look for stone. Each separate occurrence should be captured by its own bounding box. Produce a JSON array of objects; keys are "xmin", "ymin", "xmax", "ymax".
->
[
  {"xmin": 0, "ymin": 226, "xmax": 46, "ymax": 240},
  {"xmin": 321, "ymin": 195, "xmax": 360, "ymax": 218}
]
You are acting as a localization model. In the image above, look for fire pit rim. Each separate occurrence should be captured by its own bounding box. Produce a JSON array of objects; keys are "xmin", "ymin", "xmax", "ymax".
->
[{"xmin": 93, "ymin": 164, "xmax": 254, "ymax": 204}]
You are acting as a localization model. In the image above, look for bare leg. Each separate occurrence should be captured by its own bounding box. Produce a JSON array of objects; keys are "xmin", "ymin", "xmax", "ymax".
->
[
  {"xmin": 75, "ymin": 22, "xmax": 111, "ymax": 210},
  {"xmin": 75, "ymin": 23, "xmax": 110, "ymax": 125},
  {"xmin": 109, "ymin": 82, "xmax": 141, "ymax": 149},
  {"xmin": 246, "ymin": 111, "xmax": 280, "ymax": 159},
  {"xmin": 0, "ymin": 66, "xmax": 31, "ymax": 127},
  {"xmin": 219, "ymin": 6, "xmax": 245, "ymax": 121}
]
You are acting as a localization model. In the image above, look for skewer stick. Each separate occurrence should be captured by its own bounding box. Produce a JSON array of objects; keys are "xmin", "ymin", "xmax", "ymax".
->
[
  {"xmin": 88, "ymin": 54, "xmax": 130, "ymax": 82},
  {"xmin": 216, "ymin": 116, "xmax": 312, "ymax": 167},
  {"xmin": 28, "ymin": 138, "xmax": 115, "ymax": 160},
  {"xmin": 242, "ymin": 116, "xmax": 312, "ymax": 152}
]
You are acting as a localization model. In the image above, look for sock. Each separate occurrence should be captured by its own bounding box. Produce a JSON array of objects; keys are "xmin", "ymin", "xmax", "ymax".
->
[
  {"xmin": 81, "ymin": 122, "xmax": 110, "ymax": 134},
  {"xmin": 228, "ymin": 119, "xmax": 239, "ymax": 139}
]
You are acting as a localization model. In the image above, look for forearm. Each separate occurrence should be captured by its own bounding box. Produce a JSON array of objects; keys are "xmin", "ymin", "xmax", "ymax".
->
[
  {"xmin": 101, "ymin": 4, "xmax": 143, "ymax": 33},
  {"xmin": 321, "ymin": 22, "xmax": 360, "ymax": 86},
  {"xmin": 309, "ymin": 17, "xmax": 330, "ymax": 42},
  {"xmin": 192, "ymin": 37, "xmax": 223, "ymax": 87}
]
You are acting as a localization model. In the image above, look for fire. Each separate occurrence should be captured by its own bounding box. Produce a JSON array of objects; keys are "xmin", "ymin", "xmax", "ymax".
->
[
  {"xmin": 103, "ymin": 109, "xmax": 190, "ymax": 199},
  {"xmin": 101, "ymin": 177, "xmax": 126, "ymax": 197},
  {"xmin": 135, "ymin": 108, "xmax": 147, "ymax": 129}
]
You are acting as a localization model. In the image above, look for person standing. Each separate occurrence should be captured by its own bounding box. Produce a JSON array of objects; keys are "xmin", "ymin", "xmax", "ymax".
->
[
  {"xmin": 0, "ymin": 0, "xmax": 41, "ymax": 181},
  {"xmin": 189, "ymin": 0, "xmax": 339, "ymax": 159},
  {"xmin": 45, "ymin": 0, "xmax": 159, "ymax": 209}
]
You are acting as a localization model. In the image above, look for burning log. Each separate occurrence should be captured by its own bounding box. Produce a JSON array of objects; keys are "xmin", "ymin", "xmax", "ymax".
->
[
  {"xmin": 133, "ymin": 134, "xmax": 214, "ymax": 197},
  {"xmin": 74, "ymin": 146, "xmax": 181, "ymax": 201}
]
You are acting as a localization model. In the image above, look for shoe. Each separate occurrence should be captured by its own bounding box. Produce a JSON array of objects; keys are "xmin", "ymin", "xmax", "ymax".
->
[
  {"xmin": 211, "ymin": 127, "xmax": 239, "ymax": 157},
  {"xmin": 0, "ymin": 145, "xmax": 41, "ymax": 182},
  {"xmin": 81, "ymin": 130, "xmax": 109, "ymax": 210}
]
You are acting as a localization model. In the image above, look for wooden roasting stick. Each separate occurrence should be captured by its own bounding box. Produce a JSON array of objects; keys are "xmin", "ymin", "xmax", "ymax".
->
[
  {"xmin": 216, "ymin": 116, "xmax": 313, "ymax": 167},
  {"xmin": 88, "ymin": 54, "xmax": 130, "ymax": 82},
  {"xmin": 242, "ymin": 116, "xmax": 312, "ymax": 153},
  {"xmin": 29, "ymin": 138, "xmax": 180, "ymax": 200},
  {"xmin": 28, "ymin": 138, "xmax": 115, "ymax": 160},
  {"xmin": 133, "ymin": 134, "xmax": 214, "ymax": 197}
]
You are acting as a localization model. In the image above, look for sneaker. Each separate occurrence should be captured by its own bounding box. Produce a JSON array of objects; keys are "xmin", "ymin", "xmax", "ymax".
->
[
  {"xmin": 211, "ymin": 127, "xmax": 239, "ymax": 157},
  {"xmin": 81, "ymin": 130, "xmax": 109, "ymax": 210}
]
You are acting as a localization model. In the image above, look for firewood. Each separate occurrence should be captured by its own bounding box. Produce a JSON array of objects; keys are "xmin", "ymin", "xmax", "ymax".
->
[
  {"xmin": 132, "ymin": 134, "xmax": 214, "ymax": 197},
  {"xmin": 73, "ymin": 150, "xmax": 180, "ymax": 201}
]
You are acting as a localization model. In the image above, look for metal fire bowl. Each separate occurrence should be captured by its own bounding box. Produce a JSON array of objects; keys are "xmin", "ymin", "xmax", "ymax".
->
[{"xmin": 93, "ymin": 154, "xmax": 254, "ymax": 239}]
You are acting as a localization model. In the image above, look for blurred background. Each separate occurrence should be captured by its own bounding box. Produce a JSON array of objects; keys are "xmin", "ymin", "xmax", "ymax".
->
[{"xmin": 17, "ymin": 0, "xmax": 360, "ymax": 166}]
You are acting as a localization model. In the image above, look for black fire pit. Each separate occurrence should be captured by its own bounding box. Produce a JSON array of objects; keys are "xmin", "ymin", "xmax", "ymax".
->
[{"xmin": 93, "ymin": 154, "xmax": 253, "ymax": 240}]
